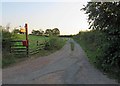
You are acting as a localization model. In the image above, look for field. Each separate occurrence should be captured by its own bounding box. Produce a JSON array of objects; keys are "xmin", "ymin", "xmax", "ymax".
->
[{"xmin": 13, "ymin": 34, "xmax": 49, "ymax": 50}]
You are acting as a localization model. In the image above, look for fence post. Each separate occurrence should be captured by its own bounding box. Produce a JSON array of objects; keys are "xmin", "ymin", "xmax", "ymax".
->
[
  {"xmin": 25, "ymin": 23, "xmax": 29, "ymax": 57},
  {"xmin": 10, "ymin": 41, "xmax": 11, "ymax": 53},
  {"xmin": 37, "ymin": 41, "xmax": 38, "ymax": 46}
]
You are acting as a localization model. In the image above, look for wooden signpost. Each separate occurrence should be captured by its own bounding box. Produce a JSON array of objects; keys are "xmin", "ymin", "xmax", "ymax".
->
[{"xmin": 25, "ymin": 23, "xmax": 29, "ymax": 57}]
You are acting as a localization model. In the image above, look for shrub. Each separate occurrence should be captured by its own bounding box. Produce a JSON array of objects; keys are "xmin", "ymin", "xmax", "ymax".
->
[{"xmin": 44, "ymin": 36, "xmax": 65, "ymax": 50}]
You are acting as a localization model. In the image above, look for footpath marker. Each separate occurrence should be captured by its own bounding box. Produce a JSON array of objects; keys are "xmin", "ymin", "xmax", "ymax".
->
[{"xmin": 25, "ymin": 23, "xmax": 29, "ymax": 57}]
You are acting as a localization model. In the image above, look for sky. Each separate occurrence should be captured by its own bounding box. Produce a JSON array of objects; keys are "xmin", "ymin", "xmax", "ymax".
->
[{"xmin": 1, "ymin": 0, "xmax": 90, "ymax": 35}]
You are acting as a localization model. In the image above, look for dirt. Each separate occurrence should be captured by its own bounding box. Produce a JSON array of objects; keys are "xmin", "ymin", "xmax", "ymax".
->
[{"xmin": 2, "ymin": 39, "xmax": 118, "ymax": 84}]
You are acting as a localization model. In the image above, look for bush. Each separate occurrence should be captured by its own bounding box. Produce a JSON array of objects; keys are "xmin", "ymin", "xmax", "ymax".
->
[
  {"xmin": 44, "ymin": 36, "xmax": 65, "ymax": 50},
  {"xmin": 2, "ymin": 29, "xmax": 12, "ymax": 51},
  {"xmin": 2, "ymin": 28, "xmax": 21, "ymax": 67},
  {"xmin": 2, "ymin": 52, "xmax": 16, "ymax": 67}
]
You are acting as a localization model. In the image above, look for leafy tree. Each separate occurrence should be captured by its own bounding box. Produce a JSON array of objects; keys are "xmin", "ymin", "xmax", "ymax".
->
[
  {"xmin": 12, "ymin": 29, "xmax": 20, "ymax": 34},
  {"xmin": 82, "ymin": 2, "xmax": 120, "ymax": 79},
  {"xmin": 31, "ymin": 30, "xmax": 35, "ymax": 35},
  {"xmin": 31, "ymin": 30, "xmax": 40, "ymax": 36},
  {"xmin": 82, "ymin": 2, "xmax": 120, "ymax": 32},
  {"xmin": 45, "ymin": 28, "xmax": 60, "ymax": 36},
  {"xmin": 6, "ymin": 23, "xmax": 10, "ymax": 32},
  {"xmin": 52, "ymin": 28, "xmax": 60, "ymax": 36},
  {"xmin": 39, "ymin": 29, "xmax": 44, "ymax": 36},
  {"xmin": 45, "ymin": 29, "xmax": 52, "ymax": 36}
]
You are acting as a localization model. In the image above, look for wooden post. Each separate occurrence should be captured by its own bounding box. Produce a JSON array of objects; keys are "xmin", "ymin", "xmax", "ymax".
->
[
  {"xmin": 25, "ymin": 23, "xmax": 29, "ymax": 57},
  {"xmin": 37, "ymin": 41, "xmax": 38, "ymax": 46},
  {"xmin": 10, "ymin": 41, "xmax": 12, "ymax": 53}
]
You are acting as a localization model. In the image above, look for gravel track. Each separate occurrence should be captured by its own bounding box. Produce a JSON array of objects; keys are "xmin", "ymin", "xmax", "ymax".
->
[{"xmin": 3, "ymin": 39, "xmax": 118, "ymax": 84}]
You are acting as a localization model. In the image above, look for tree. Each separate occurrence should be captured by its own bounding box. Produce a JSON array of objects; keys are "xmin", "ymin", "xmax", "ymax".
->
[
  {"xmin": 39, "ymin": 29, "xmax": 44, "ymax": 36},
  {"xmin": 31, "ymin": 30, "xmax": 35, "ymax": 35},
  {"xmin": 31, "ymin": 29, "xmax": 44, "ymax": 36},
  {"xmin": 31, "ymin": 30, "xmax": 39, "ymax": 35},
  {"xmin": 45, "ymin": 28, "xmax": 60, "ymax": 36},
  {"xmin": 6, "ymin": 23, "xmax": 10, "ymax": 32},
  {"xmin": 45, "ymin": 29, "xmax": 52, "ymax": 36},
  {"xmin": 82, "ymin": 2, "xmax": 120, "ymax": 78},
  {"xmin": 12, "ymin": 29, "xmax": 20, "ymax": 34},
  {"xmin": 82, "ymin": 2, "xmax": 120, "ymax": 32},
  {"xmin": 52, "ymin": 28, "xmax": 60, "ymax": 36}
]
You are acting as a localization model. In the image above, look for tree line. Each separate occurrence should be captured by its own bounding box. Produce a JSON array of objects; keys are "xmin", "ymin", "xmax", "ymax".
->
[{"xmin": 13, "ymin": 28, "xmax": 60, "ymax": 36}]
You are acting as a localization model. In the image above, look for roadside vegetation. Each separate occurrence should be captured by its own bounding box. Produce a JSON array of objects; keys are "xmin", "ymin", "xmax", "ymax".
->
[
  {"xmin": 74, "ymin": 2, "xmax": 120, "ymax": 82},
  {"xmin": 74, "ymin": 30, "xmax": 120, "ymax": 82},
  {"xmin": 2, "ymin": 27, "xmax": 66, "ymax": 68},
  {"xmin": 74, "ymin": 30, "xmax": 107, "ymax": 66}
]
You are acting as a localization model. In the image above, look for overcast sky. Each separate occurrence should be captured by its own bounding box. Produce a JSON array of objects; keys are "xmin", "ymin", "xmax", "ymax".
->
[{"xmin": 1, "ymin": 0, "xmax": 90, "ymax": 35}]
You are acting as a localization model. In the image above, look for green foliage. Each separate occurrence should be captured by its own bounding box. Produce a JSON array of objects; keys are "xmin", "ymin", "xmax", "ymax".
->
[
  {"xmin": 12, "ymin": 29, "xmax": 20, "ymax": 34},
  {"xmin": 31, "ymin": 28, "xmax": 60, "ymax": 36},
  {"xmin": 82, "ymin": 2, "xmax": 120, "ymax": 31},
  {"xmin": 45, "ymin": 29, "xmax": 53, "ymax": 36},
  {"xmin": 45, "ymin": 28, "xmax": 60, "ymax": 36},
  {"xmin": 2, "ymin": 29, "xmax": 12, "ymax": 51},
  {"xmin": 31, "ymin": 30, "xmax": 41, "ymax": 36},
  {"xmin": 74, "ymin": 30, "xmax": 105, "ymax": 63},
  {"xmin": 44, "ymin": 36, "xmax": 66, "ymax": 50},
  {"xmin": 2, "ymin": 33, "xmax": 66, "ymax": 67},
  {"xmin": 52, "ymin": 28, "xmax": 60, "ymax": 36},
  {"xmin": 82, "ymin": 2, "xmax": 120, "ymax": 81},
  {"xmin": 2, "ymin": 52, "xmax": 16, "ymax": 67},
  {"xmin": 73, "ymin": 30, "xmax": 119, "ymax": 79},
  {"xmin": 2, "ymin": 28, "xmax": 18, "ymax": 67}
]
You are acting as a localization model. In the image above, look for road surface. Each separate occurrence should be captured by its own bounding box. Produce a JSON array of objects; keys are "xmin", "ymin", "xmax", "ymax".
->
[{"xmin": 3, "ymin": 39, "xmax": 117, "ymax": 84}]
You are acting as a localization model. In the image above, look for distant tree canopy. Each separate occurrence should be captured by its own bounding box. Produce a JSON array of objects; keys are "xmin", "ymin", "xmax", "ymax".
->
[
  {"xmin": 31, "ymin": 30, "xmax": 41, "ymax": 36},
  {"xmin": 39, "ymin": 29, "xmax": 44, "ymax": 36},
  {"xmin": 12, "ymin": 29, "xmax": 20, "ymax": 34},
  {"xmin": 31, "ymin": 28, "xmax": 60, "ymax": 36},
  {"xmin": 45, "ymin": 29, "xmax": 53, "ymax": 36},
  {"xmin": 52, "ymin": 28, "xmax": 60, "ymax": 36}
]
